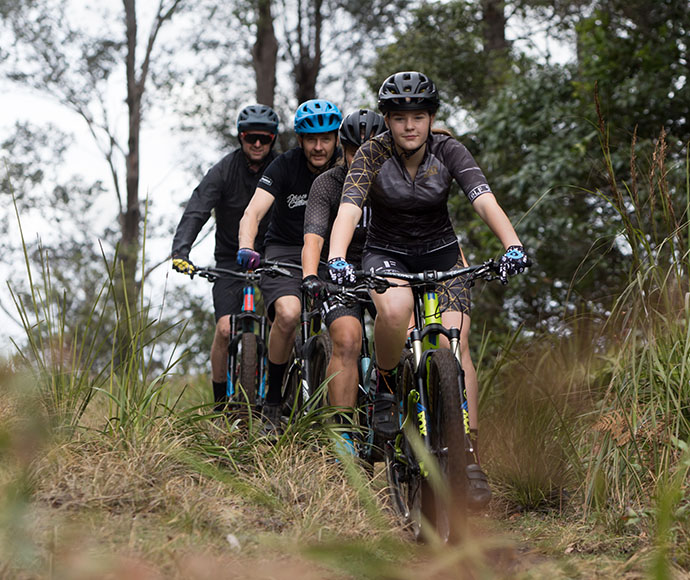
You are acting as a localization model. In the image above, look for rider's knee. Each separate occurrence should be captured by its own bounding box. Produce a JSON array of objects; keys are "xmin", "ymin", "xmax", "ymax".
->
[
  {"xmin": 215, "ymin": 315, "xmax": 231, "ymax": 342},
  {"xmin": 273, "ymin": 296, "xmax": 300, "ymax": 330},
  {"xmin": 330, "ymin": 321, "xmax": 361, "ymax": 358}
]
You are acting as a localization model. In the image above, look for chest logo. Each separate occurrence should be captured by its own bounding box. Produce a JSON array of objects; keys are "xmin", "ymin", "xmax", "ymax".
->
[
  {"xmin": 421, "ymin": 165, "xmax": 439, "ymax": 179},
  {"xmin": 287, "ymin": 193, "xmax": 308, "ymax": 209}
]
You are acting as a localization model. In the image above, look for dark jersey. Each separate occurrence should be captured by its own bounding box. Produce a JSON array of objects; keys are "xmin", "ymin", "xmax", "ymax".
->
[
  {"xmin": 341, "ymin": 131, "xmax": 491, "ymax": 255},
  {"xmin": 259, "ymin": 147, "xmax": 340, "ymax": 247},
  {"xmin": 171, "ymin": 147, "xmax": 278, "ymax": 263},
  {"xmin": 304, "ymin": 165, "xmax": 368, "ymax": 267}
]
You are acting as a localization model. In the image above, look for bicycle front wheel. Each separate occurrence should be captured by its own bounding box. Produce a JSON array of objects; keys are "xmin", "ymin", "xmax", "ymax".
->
[
  {"xmin": 238, "ymin": 332, "xmax": 258, "ymax": 406},
  {"xmin": 422, "ymin": 348, "xmax": 468, "ymax": 542},
  {"xmin": 303, "ymin": 333, "xmax": 332, "ymax": 410}
]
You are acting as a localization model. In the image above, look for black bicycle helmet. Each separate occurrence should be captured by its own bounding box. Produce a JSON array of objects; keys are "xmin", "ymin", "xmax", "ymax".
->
[
  {"xmin": 377, "ymin": 71, "xmax": 440, "ymax": 114},
  {"xmin": 339, "ymin": 109, "xmax": 386, "ymax": 148},
  {"xmin": 236, "ymin": 104, "xmax": 280, "ymax": 134}
]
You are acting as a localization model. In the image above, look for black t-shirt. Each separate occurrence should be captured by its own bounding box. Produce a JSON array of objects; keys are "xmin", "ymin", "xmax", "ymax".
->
[
  {"xmin": 171, "ymin": 147, "xmax": 278, "ymax": 263},
  {"xmin": 259, "ymin": 147, "xmax": 340, "ymax": 247},
  {"xmin": 304, "ymin": 164, "xmax": 368, "ymax": 267}
]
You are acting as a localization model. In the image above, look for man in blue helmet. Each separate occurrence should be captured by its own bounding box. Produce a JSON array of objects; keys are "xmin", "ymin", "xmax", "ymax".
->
[
  {"xmin": 171, "ymin": 104, "xmax": 280, "ymax": 411},
  {"xmin": 238, "ymin": 98, "xmax": 342, "ymax": 431}
]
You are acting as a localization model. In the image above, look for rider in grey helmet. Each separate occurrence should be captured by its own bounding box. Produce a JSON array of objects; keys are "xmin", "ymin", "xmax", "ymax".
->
[{"xmin": 172, "ymin": 104, "xmax": 280, "ymax": 411}]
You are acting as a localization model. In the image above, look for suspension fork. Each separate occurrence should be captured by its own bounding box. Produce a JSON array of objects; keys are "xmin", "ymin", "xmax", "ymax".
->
[{"xmin": 449, "ymin": 326, "xmax": 472, "ymax": 457}]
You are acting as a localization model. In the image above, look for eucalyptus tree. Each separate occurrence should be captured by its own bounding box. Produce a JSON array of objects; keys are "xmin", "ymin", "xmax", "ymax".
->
[{"xmin": 1, "ymin": 0, "xmax": 187, "ymax": 324}]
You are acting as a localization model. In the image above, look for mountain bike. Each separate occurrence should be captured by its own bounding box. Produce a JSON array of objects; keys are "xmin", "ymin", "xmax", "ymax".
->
[
  {"xmin": 358, "ymin": 260, "xmax": 505, "ymax": 542},
  {"xmin": 281, "ymin": 280, "xmax": 333, "ymax": 418},
  {"xmin": 195, "ymin": 262, "xmax": 293, "ymax": 407},
  {"xmin": 322, "ymin": 280, "xmax": 379, "ymax": 464}
]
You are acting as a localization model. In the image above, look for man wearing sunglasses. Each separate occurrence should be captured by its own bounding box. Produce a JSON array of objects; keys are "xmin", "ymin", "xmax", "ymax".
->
[
  {"xmin": 171, "ymin": 104, "xmax": 280, "ymax": 411},
  {"xmin": 238, "ymin": 99, "xmax": 342, "ymax": 433}
]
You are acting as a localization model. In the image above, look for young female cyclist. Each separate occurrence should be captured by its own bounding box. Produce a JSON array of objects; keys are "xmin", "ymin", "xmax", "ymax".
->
[{"xmin": 326, "ymin": 71, "xmax": 529, "ymax": 508}]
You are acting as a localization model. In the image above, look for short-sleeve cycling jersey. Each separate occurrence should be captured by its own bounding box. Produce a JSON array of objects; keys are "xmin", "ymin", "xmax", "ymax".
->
[
  {"xmin": 260, "ymin": 147, "xmax": 340, "ymax": 247},
  {"xmin": 304, "ymin": 165, "xmax": 368, "ymax": 267},
  {"xmin": 341, "ymin": 131, "xmax": 491, "ymax": 255},
  {"xmin": 172, "ymin": 148, "xmax": 278, "ymax": 263}
]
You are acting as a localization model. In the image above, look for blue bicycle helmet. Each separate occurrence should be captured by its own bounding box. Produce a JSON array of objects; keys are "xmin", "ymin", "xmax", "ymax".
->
[{"xmin": 294, "ymin": 99, "xmax": 342, "ymax": 134}]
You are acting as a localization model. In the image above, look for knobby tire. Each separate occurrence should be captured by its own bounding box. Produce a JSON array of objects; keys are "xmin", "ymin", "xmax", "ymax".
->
[
  {"xmin": 238, "ymin": 333, "xmax": 258, "ymax": 406},
  {"xmin": 423, "ymin": 348, "xmax": 468, "ymax": 542}
]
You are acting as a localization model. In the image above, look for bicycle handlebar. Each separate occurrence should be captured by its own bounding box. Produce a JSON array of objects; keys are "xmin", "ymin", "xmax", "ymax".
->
[
  {"xmin": 353, "ymin": 260, "xmax": 506, "ymax": 293},
  {"xmin": 193, "ymin": 260, "xmax": 295, "ymax": 283}
]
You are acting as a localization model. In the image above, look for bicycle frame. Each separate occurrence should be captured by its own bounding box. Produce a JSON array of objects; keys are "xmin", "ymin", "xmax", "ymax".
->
[
  {"xmin": 226, "ymin": 284, "xmax": 268, "ymax": 400},
  {"xmin": 195, "ymin": 262, "xmax": 293, "ymax": 406},
  {"xmin": 377, "ymin": 262, "xmax": 502, "ymax": 471},
  {"xmin": 287, "ymin": 289, "xmax": 327, "ymax": 408},
  {"xmin": 404, "ymin": 284, "xmax": 468, "ymax": 471}
]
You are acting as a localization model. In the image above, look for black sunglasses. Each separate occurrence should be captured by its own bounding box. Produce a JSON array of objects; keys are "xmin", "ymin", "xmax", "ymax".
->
[{"xmin": 241, "ymin": 132, "xmax": 274, "ymax": 145}]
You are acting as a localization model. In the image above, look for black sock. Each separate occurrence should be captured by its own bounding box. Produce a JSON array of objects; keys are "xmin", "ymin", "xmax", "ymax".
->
[
  {"xmin": 212, "ymin": 381, "xmax": 227, "ymax": 411},
  {"xmin": 265, "ymin": 361, "xmax": 287, "ymax": 406}
]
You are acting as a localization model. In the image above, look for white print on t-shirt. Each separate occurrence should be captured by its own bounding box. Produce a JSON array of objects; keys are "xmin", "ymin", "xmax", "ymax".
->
[{"xmin": 287, "ymin": 193, "xmax": 308, "ymax": 208}]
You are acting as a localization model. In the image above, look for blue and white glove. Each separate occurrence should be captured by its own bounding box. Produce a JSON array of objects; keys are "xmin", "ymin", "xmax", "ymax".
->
[
  {"xmin": 498, "ymin": 245, "xmax": 530, "ymax": 278},
  {"xmin": 236, "ymin": 248, "xmax": 261, "ymax": 270},
  {"xmin": 328, "ymin": 257, "xmax": 356, "ymax": 286}
]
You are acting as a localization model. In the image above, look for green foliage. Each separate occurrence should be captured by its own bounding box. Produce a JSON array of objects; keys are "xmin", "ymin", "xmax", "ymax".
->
[
  {"xmin": 371, "ymin": 1, "xmax": 491, "ymax": 114},
  {"xmin": 574, "ymin": 1, "xmax": 690, "ymax": 146}
]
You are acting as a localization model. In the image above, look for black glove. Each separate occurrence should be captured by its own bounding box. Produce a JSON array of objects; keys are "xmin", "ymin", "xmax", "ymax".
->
[
  {"xmin": 172, "ymin": 255, "xmax": 196, "ymax": 276},
  {"xmin": 498, "ymin": 245, "xmax": 530, "ymax": 278},
  {"xmin": 301, "ymin": 275, "xmax": 325, "ymax": 300},
  {"xmin": 328, "ymin": 257, "xmax": 356, "ymax": 286}
]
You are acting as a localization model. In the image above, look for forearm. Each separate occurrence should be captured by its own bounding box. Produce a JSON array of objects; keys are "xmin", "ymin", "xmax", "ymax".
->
[
  {"xmin": 472, "ymin": 194, "xmax": 522, "ymax": 249},
  {"xmin": 238, "ymin": 213, "xmax": 260, "ymax": 249},
  {"xmin": 238, "ymin": 188, "xmax": 274, "ymax": 249},
  {"xmin": 327, "ymin": 204, "xmax": 362, "ymax": 260},
  {"xmin": 302, "ymin": 234, "xmax": 325, "ymax": 278}
]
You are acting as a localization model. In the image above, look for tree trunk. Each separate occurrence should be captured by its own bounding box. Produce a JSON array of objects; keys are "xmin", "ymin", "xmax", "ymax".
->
[
  {"xmin": 481, "ymin": 0, "xmax": 508, "ymax": 55},
  {"xmin": 480, "ymin": 0, "xmax": 509, "ymax": 85},
  {"xmin": 252, "ymin": 0, "xmax": 278, "ymax": 107},
  {"xmin": 118, "ymin": 0, "xmax": 142, "ymax": 357},
  {"xmin": 293, "ymin": 0, "xmax": 322, "ymax": 103}
]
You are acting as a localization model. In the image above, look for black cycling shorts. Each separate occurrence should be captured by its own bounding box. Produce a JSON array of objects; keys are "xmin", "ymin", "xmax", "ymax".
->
[
  {"xmin": 260, "ymin": 245, "xmax": 303, "ymax": 321},
  {"xmin": 212, "ymin": 261, "xmax": 245, "ymax": 322},
  {"xmin": 362, "ymin": 242, "xmax": 471, "ymax": 315}
]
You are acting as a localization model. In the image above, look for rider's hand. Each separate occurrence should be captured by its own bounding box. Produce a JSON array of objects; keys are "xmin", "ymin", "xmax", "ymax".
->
[
  {"xmin": 499, "ymin": 245, "xmax": 530, "ymax": 278},
  {"xmin": 237, "ymin": 247, "xmax": 261, "ymax": 270},
  {"xmin": 301, "ymin": 275, "xmax": 325, "ymax": 300},
  {"xmin": 328, "ymin": 257, "xmax": 356, "ymax": 286},
  {"xmin": 172, "ymin": 255, "xmax": 196, "ymax": 276}
]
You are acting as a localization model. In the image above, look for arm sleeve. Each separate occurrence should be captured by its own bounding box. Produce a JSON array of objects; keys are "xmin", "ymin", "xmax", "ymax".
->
[
  {"xmin": 304, "ymin": 172, "xmax": 340, "ymax": 238},
  {"xmin": 171, "ymin": 161, "xmax": 225, "ymax": 258},
  {"xmin": 341, "ymin": 140, "xmax": 380, "ymax": 208},
  {"xmin": 443, "ymin": 139, "xmax": 493, "ymax": 203}
]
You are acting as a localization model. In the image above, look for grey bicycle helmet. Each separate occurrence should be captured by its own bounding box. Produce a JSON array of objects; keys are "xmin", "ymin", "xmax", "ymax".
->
[
  {"xmin": 236, "ymin": 104, "xmax": 279, "ymax": 133},
  {"xmin": 339, "ymin": 109, "xmax": 386, "ymax": 148},
  {"xmin": 377, "ymin": 71, "xmax": 440, "ymax": 114}
]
